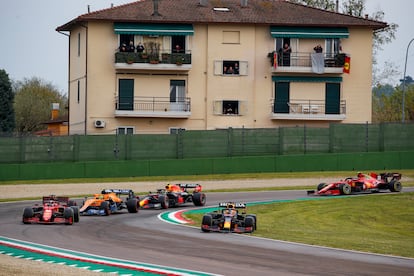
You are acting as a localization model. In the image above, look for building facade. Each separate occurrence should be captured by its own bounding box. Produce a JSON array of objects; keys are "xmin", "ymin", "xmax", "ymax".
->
[{"xmin": 56, "ymin": 0, "xmax": 387, "ymax": 135}]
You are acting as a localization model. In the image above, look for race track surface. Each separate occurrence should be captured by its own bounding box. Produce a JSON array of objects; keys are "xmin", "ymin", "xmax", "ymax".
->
[{"xmin": 1, "ymin": 190, "xmax": 414, "ymax": 276}]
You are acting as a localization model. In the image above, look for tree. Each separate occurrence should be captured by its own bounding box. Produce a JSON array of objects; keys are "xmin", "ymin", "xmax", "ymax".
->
[
  {"xmin": 0, "ymin": 69, "xmax": 15, "ymax": 134},
  {"xmin": 14, "ymin": 77, "xmax": 67, "ymax": 133}
]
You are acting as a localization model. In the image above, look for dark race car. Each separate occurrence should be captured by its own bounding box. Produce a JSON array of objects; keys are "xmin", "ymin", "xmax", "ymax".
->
[
  {"xmin": 22, "ymin": 195, "xmax": 80, "ymax": 225},
  {"xmin": 201, "ymin": 202, "xmax": 257, "ymax": 233},
  {"xmin": 307, "ymin": 172, "xmax": 402, "ymax": 196},
  {"xmin": 79, "ymin": 189, "xmax": 140, "ymax": 216},
  {"xmin": 139, "ymin": 183, "xmax": 206, "ymax": 209}
]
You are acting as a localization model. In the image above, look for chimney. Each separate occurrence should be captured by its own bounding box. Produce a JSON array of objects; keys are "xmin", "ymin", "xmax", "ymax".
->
[
  {"xmin": 241, "ymin": 0, "xmax": 248, "ymax": 7},
  {"xmin": 51, "ymin": 103, "xmax": 60, "ymax": 120},
  {"xmin": 200, "ymin": 0, "xmax": 208, "ymax": 6},
  {"xmin": 152, "ymin": 0, "xmax": 161, "ymax": 16}
]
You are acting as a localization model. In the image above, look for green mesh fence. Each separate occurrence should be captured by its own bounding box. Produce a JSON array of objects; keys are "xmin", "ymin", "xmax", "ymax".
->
[{"xmin": 0, "ymin": 123, "xmax": 413, "ymax": 164}]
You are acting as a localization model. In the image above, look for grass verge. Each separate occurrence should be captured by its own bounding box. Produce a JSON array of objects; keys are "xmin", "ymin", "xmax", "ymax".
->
[{"xmin": 186, "ymin": 192, "xmax": 414, "ymax": 258}]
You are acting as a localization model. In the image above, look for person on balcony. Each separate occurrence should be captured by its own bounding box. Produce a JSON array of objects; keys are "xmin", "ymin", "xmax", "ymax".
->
[
  {"xmin": 127, "ymin": 41, "xmax": 135, "ymax": 52},
  {"xmin": 136, "ymin": 42, "xmax": 145, "ymax": 53},
  {"xmin": 313, "ymin": 44, "xmax": 323, "ymax": 53},
  {"xmin": 119, "ymin": 43, "xmax": 127, "ymax": 52},
  {"xmin": 279, "ymin": 43, "xmax": 291, "ymax": 66}
]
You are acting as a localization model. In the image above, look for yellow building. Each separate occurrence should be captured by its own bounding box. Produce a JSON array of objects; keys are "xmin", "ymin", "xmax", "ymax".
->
[{"xmin": 56, "ymin": 0, "xmax": 386, "ymax": 135}]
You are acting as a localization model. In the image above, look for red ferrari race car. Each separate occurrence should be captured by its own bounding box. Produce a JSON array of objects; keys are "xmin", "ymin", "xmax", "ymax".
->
[
  {"xmin": 22, "ymin": 195, "xmax": 80, "ymax": 225},
  {"xmin": 139, "ymin": 183, "xmax": 206, "ymax": 209},
  {"xmin": 307, "ymin": 172, "xmax": 402, "ymax": 196},
  {"xmin": 201, "ymin": 202, "xmax": 257, "ymax": 233}
]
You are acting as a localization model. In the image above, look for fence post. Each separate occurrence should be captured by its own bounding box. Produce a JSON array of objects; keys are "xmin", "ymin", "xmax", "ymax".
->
[
  {"xmin": 329, "ymin": 123, "xmax": 334, "ymax": 153},
  {"xmin": 227, "ymin": 127, "xmax": 233, "ymax": 157},
  {"xmin": 303, "ymin": 124, "xmax": 307, "ymax": 154},
  {"xmin": 72, "ymin": 135, "xmax": 80, "ymax": 162},
  {"xmin": 365, "ymin": 121, "xmax": 369, "ymax": 152},
  {"xmin": 19, "ymin": 136, "xmax": 25, "ymax": 163},
  {"xmin": 379, "ymin": 123, "xmax": 385, "ymax": 152},
  {"xmin": 279, "ymin": 127, "xmax": 284, "ymax": 155}
]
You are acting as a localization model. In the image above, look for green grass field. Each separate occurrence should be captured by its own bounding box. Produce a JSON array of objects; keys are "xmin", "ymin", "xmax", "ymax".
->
[{"xmin": 186, "ymin": 192, "xmax": 414, "ymax": 258}]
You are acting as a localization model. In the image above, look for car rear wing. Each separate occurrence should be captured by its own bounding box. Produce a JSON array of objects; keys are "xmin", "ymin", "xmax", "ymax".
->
[
  {"xmin": 177, "ymin": 183, "xmax": 202, "ymax": 192},
  {"xmin": 101, "ymin": 189, "xmax": 135, "ymax": 195},
  {"xmin": 218, "ymin": 202, "xmax": 247, "ymax": 208},
  {"xmin": 43, "ymin": 195, "xmax": 69, "ymax": 204}
]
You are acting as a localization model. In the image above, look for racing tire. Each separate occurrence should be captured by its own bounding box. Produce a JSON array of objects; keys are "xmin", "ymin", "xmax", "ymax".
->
[
  {"xmin": 126, "ymin": 198, "xmax": 139, "ymax": 213},
  {"xmin": 192, "ymin": 192, "xmax": 206, "ymax": 206},
  {"xmin": 159, "ymin": 195, "xmax": 169, "ymax": 209},
  {"xmin": 71, "ymin": 206, "xmax": 80, "ymax": 222},
  {"xmin": 339, "ymin": 183, "xmax": 352, "ymax": 195},
  {"xmin": 63, "ymin": 208, "xmax": 74, "ymax": 225},
  {"xmin": 22, "ymin": 207, "xmax": 34, "ymax": 224},
  {"xmin": 201, "ymin": 215, "xmax": 212, "ymax": 232},
  {"xmin": 100, "ymin": 201, "xmax": 111, "ymax": 215},
  {"xmin": 244, "ymin": 216, "xmax": 255, "ymax": 233},
  {"xmin": 317, "ymin": 183, "xmax": 328, "ymax": 191},
  {"xmin": 68, "ymin": 200, "xmax": 77, "ymax": 206},
  {"xmin": 389, "ymin": 180, "xmax": 402, "ymax": 192}
]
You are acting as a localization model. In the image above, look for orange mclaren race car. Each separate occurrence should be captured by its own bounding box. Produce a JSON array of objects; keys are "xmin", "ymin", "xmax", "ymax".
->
[
  {"xmin": 80, "ymin": 189, "xmax": 139, "ymax": 215},
  {"xmin": 22, "ymin": 195, "xmax": 80, "ymax": 225},
  {"xmin": 307, "ymin": 172, "xmax": 402, "ymax": 196},
  {"xmin": 139, "ymin": 183, "xmax": 206, "ymax": 209},
  {"xmin": 201, "ymin": 202, "xmax": 257, "ymax": 233}
]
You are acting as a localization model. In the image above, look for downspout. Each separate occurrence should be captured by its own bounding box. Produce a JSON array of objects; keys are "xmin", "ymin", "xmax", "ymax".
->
[
  {"xmin": 81, "ymin": 23, "xmax": 88, "ymax": 135},
  {"xmin": 57, "ymin": 31, "xmax": 70, "ymax": 135}
]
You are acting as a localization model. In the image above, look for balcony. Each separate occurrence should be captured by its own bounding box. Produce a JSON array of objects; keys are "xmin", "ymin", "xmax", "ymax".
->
[
  {"xmin": 114, "ymin": 51, "xmax": 192, "ymax": 71},
  {"xmin": 268, "ymin": 52, "xmax": 346, "ymax": 74},
  {"xmin": 271, "ymin": 99, "xmax": 346, "ymax": 121},
  {"xmin": 114, "ymin": 96, "xmax": 191, "ymax": 118}
]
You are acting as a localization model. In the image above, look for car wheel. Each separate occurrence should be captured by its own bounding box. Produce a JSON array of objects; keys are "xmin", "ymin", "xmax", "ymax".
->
[
  {"xmin": 126, "ymin": 198, "xmax": 139, "ymax": 213},
  {"xmin": 201, "ymin": 215, "xmax": 212, "ymax": 232},
  {"xmin": 192, "ymin": 192, "xmax": 206, "ymax": 206},
  {"xmin": 68, "ymin": 200, "xmax": 77, "ymax": 206},
  {"xmin": 64, "ymin": 208, "xmax": 74, "ymax": 225},
  {"xmin": 22, "ymin": 207, "xmax": 34, "ymax": 224},
  {"xmin": 339, "ymin": 183, "xmax": 351, "ymax": 195},
  {"xmin": 244, "ymin": 216, "xmax": 255, "ymax": 233},
  {"xmin": 389, "ymin": 180, "xmax": 402, "ymax": 192},
  {"xmin": 100, "ymin": 201, "xmax": 111, "ymax": 215},
  {"xmin": 159, "ymin": 195, "xmax": 169, "ymax": 209},
  {"xmin": 317, "ymin": 183, "xmax": 327, "ymax": 191},
  {"xmin": 71, "ymin": 206, "xmax": 80, "ymax": 222}
]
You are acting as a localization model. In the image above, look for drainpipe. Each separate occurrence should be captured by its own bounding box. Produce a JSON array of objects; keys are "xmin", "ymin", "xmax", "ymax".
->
[
  {"xmin": 58, "ymin": 31, "xmax": 70, "ymax": 135},
  {"xmin": 81, "ymin": 23, "xmax": 88, "ymax": 135}
]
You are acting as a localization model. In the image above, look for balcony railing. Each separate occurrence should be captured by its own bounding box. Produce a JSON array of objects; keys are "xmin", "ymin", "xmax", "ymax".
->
[
  {"xmin": 268, "ymin": 51, "xmax": 346, "ymax": 73},
  {"xmin": 115, "ymin": 51, "xmax": 192, "ymax": 65},
  {"xmin": 271, "ymin": 99, "xmax": 346, "ymax": 121},
  {"xmin": 114, "ymin": 96, "xmax": 191, "ymax": 118}
]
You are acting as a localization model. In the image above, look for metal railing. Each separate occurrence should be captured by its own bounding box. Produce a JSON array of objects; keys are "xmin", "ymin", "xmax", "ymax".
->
[
  {"xmin": 269, "ymin": 51, "xmax": 346, "ymax": 67},
  {"xmin": 115, "ymin": 96, "xmax": 191, "ymax": 112},
  {"xmin": 273, "ymin": 99, "xmax": 346, "ymax": 115},
  {"xmin": 115, "ymin": 51, "xmax": 192, "ymax": 65}
]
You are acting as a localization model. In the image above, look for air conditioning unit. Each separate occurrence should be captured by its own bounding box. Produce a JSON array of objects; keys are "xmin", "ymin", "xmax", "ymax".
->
[{"xmin": 94, "ymin": 120, "xmax": 106, "ymax": 128}]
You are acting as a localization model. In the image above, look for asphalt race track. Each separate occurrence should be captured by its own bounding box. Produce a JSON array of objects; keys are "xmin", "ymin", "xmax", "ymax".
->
[{"xmin": 1, "ymin": 190, "xmax": 414, "ymax": 276}]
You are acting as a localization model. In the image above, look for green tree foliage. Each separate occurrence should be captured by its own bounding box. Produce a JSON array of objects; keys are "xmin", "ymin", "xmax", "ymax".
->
[
  {"xmin": 14, "ymin": 77, "xmax": 67, "ymax": 133},
  {"xmin": 0, "ymin": 69, "xmax": 15, "ymax": 133},
  {"xmin": 372, "ymin": 81, "xmax": 414, "ymax": 122}
]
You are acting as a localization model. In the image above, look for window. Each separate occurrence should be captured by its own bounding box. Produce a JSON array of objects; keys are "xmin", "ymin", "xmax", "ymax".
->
[
  {"xmin": 214, "ymin": 60, "xmax": 248, "ymax": 75},
  {"xmin": 213, "ymin": 100, "xmax": 247, "ymax": 115},
  {"xmin": 172, "ymin": 35, "xmax": 185, "ymax": 53},
  {"xmin": 325, "ymin": 38, "xmax": 340, "ymax": 58},
  {"xmin": 119, "ymin": 34, "xmax": 134, "ymax": 52},
  {"xmin": 77, "ymin": 80, "xmax": 80, "ymax": 103},
  {"xmin": 170, "ymin": 80, "xmax": 187, "ymax": 111},
  {"xmin": 169, "ymin": 127, "xmax": 186, "ymax": 134},
  {"xmin": 77, "ymin": 33, "xmax": 81, "ymax": 57},
  {"xmin": 117, "ymin": 127, "xmax": 134, "ymax": 135}
]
